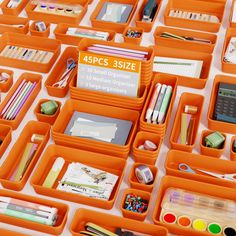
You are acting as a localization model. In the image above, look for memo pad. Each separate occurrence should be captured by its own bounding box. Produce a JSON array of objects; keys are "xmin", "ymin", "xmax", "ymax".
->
[{"xmin": 64, "ymin": 111, "xmax": 132, "ymax": 145}]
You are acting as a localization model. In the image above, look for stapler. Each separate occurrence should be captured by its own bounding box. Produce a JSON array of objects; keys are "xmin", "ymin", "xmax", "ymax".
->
[{"xmin": 142, "ymin": 0, "xmax": 158, "ymax": 22}]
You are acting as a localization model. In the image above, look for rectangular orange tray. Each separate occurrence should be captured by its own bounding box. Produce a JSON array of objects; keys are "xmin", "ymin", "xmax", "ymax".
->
[
  {"xmin": 164, "ymin": 0, "xmax": 225, "ymax": 32},
  {"xmin": 90, "ymin": 0, "xmax": 138, "ymax": 33},
  {"xmin": 0, "ymin": 121, "xmax": 50, "ymax": 191},
  {"xmin": 165, "ymin": 150, "xmax": 236, "ymax": 189},
  {"xmin": 0, "ymin": 189, "xmax": 68, "ymax": 235},
  {"xmin": 0, "ymin": 32, "xmax": 61, "ymax": 73},
  {"xmin": 169, "ymin": 92, "xmax": 204, "ymax": 152},
  {"xmin": 45, "ymin": 46, "xmax": 78, "ymax": 98},
  {"xmin": 0, "ymin": 73, "xmax": 42, "ymax": 130},
  {"xmin": 0, "ymin": 0, "xmax": 29, "ymax": 15},
  {"xmin": 154, "ymin": 26, "xmax": 217, "ymax": 53},
  {"xmin": 0, "ymin": 124, "xmax": 12, "ymax": 158},
  {"xmin": 0, "ymin": 15, "xmax": 29, "ymax": 34},
  {"xmin": 52, "ymin": 99, "xmax": 139, "ymax": 159},
  {"xmin": 221, "ymin": 28, "xmax": 236, "ymax": 74},
  {"xmin": 153, "ymin": 46, "xmax": 212, "ymax": 89},
  {"xmin": 70, "ymin": 208, "xmax": 168, "ymax": 236},
  {"xmin": 25, "ymin": 0, "xmax": 88, "ymax": 24},
  {"xmin": 153, "ymin": 175, "xmax": 236, "ymax": 236},
  {"xmin": 0, "ymin": 229, "xmax": 29, "ymax": 236},
  {"xmin": 207, "ymin": 74, "xmax": 236, "ymax": 134},
  {"xmin": 30, "ymin": 144, "xmax": 126, "ymax": 210},
  {"xmin": 134, "ymin": 0, "xmax": 162, "ymax": 32},
  {"xmin": 78, "ymin": 38, "xmax": 154, "ymax": 86},
  {"xmin": 0, "ymin": 68, "xmax": 13, "ymax": 92},
  {"xmin": 140, "ymin": 74, "xmax": 178, "ymax": 137},
  {"xmin": 54, "ymin": 23, "xmax": 116, "ymax": 46}
]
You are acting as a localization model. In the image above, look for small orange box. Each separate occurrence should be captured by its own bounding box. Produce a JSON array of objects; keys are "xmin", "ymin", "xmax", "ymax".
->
[
  {"xmin": 0, "ymin": 15, "xmax": 29, "ymax": 34},
  {"xmin": 45, "ymin": 47, "xmax": 77, "ymax": 98},
  {"xmin": 31, "ymin": 144, "xmax": 126, "ymax": 210},
  {"xmin": 0, "ymin": 32, "xmax": 61, "ymax": 73},
  {"xmin": 165, "ymin": 150, "xmax": 236, "ymax": 189},
  {"xmin": 0, "ymin": 68, "xmax": 13, "ymax": 92},
  {"xmin": 30, "ymin": 21, "xmax": 50, "ymax": 38},
  {"xmin": 120, "ymin": 188, "xmax": 151, "ymax": 221},
  {"xmin": 123, "ymin": 26, "xmax": 143, "ymax": 45},
  {"xmin": 164, "ymin": 0, "xmax": 225, "ymax": 33},
  {"xmin": 134, "ymin": 0, "xmax": 162, "ymax": 32},
  {"xmin": 221, "ymin": 28, "xmax": 236, "ymax": 74},
  {"xmin": 0, "ymin": 229, "xmax": 29, "ymax": 236},
  {"xmin": 0, "ymin": 121, "xmax": 50, "ymax": 191},
  {"xmin": 132, "ymin": 131, "xmax": 162, "ymax": 165},
  {"xmin": 170, "ymin": 93, "xmax": 204, "ymax": 152},
  {"xmin": 153, "ymin": 46, "xmax": 212, "ymax": 89},
  {"xmin": 231, "ymin": 136, "xmax": 236, "ymax": 161},
  {"xmin": 0, "ymin": 124, "xmax": 12, "ymax": 158},
  {"xmin": 25, "ymin": 0, "xmax": 88, "ymax": 24},
  {"xmin": 154, "ymin": 26, "xmax": 217, "ymax": 53},
  {"xmin": 90, "ymin": 0, "xmax": 138, "ymax": 33},
  {"xmin": 129, "ymin": 162, "xmax": 158, "ymax": 192},
  {"xmin": 153, "ymin": 175, "xmax": 236, "ymax": 236},
  {"xmin": 207, "ymin": 75, "xmax": 236, "ymax": 134},
  {"xmin": 54, "ymin": 23, "xmax": 116, "ymax": 46},
  {"xmin": 34, "ymin": 99, "xmax": 61, "ymax": 125},
  {"xmin": 200, "ymin": 130, "xmax": 226, "ymax": 158},
  {"xmin": 0, "ymin": 0, "xmax": 29, "ymax": 15},
  {"xmin": 230, "ymin": 0, "xmax": 236, "ymax": 28},
  {"xmin": 0, "ymin": 189, "xmax": 68, "ymax": 235},
  {"xmin": 0, "ymin": 73, "xmax": 42, "ymax": 130},
  {"xmin": 70, "ymin": 208, "xmax": 168, "ymax": 236},
  {"xmin": 52, "ymin": 99, "xmax": 139, "ymax": 159},
  {"xmin": 140, "ymin": 74, "xmax": 178, "ymax": 137}
]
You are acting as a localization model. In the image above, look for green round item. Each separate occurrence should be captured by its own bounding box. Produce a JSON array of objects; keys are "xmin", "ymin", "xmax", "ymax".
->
[{"xmin": 208, "ymin": 223, "xmax": 222, "ymax": 234}]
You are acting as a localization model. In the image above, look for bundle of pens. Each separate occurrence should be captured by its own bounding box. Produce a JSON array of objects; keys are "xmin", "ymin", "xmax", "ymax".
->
[
  {"xmin": 179, "ymin": 105, "xmax": 197, "ymax": 145},
  {"xmin": 0, "ymin": 79, "xmax": 37, "ymax": 120},
  {"xmin": 145, "ymin": 83, "xmax": 172, "ymax": 124},
  {"xmin": 0, "ymin": 196, "xmax": 58, "ymax": 225}
]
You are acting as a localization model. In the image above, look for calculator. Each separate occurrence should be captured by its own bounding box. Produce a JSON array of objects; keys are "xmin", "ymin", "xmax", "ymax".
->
[{"xmin": 214, "ymin": 82, "xmax": 236, "ymax": 124}]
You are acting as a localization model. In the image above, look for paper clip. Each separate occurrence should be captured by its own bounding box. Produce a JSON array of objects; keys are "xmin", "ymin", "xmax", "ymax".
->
[{"xmin": 52, "ymin": 58, "xmax": 76, "ymax": 88}]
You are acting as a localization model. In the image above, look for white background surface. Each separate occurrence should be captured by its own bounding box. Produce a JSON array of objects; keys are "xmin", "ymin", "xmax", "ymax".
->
[{"xmin": 0, "ymin": 0, "xmax": 235, "ymax": 235}]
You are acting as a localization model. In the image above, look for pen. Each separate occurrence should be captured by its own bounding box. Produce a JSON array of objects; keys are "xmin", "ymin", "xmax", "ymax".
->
[{"xmin": 157, "ymin": 85, "xmax": 172, "ymax": 124}]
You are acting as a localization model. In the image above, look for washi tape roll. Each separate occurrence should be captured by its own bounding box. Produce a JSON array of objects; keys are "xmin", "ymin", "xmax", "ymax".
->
[
  {"xmin": 184, "ymin": 105, "xmax": 198, "ymax": 115},
  {"xmin": 144, "ymin": 140, "xmax": 157, "ymax": 151},
  {"xmin": 135, "ymin": 165, "xmax": 153, "ymax": 184}
]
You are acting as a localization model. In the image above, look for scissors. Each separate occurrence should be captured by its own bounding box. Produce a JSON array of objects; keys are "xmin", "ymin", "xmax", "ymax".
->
[
  {"xmin": 52, "ymin": 58, "xmax": 76, "ymax": 88},
  {"xmin": 178, "ymin": 163, "xmax": 236, "ymax": 182}
]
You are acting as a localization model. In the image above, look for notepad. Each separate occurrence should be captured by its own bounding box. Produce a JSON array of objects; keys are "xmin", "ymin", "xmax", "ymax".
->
[
  {"xmin": 224, "ymin": 37, "xmax": 236, "ymax": 64},
  {"xmin": 153, "ymin": 56, "xmax": 203, "ymax": 78}
]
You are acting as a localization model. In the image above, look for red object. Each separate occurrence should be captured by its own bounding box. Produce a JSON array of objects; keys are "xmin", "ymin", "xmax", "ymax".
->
[{"xmin": 163, "ymin": 213, "xmax": 176, "ymax": 224}]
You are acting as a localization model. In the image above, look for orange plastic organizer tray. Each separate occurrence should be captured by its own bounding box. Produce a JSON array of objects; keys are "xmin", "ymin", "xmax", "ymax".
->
[
  {"xmin": 140, "ymin": 74, "xmax": 178, "ymax": 138},
  {"xmin": 153, "ymin": 46, "xmax": 212, "ymax": 89},
  {"xmin": 70, "ymin": 208, "xmax": 168, "ymax": 236},
  {"xmin": 164, "ymin": 0, "xmax": 225, "ymax": 33},
  {"xmin": 0, "ymin": 229, "xmax": 29, "ymax": 236},
  {"xmin": 165, "ymin": 150, "xmax": 236, "ymax": 189},
  {"xmin": 207, "ymin": 74, "xmax": 236, "ymax": 134},
  {"xmin": 0, "ymin": 189, "xmax": 68, "ymax": 235},
  {"xmin": 0, "ymin": 0, "xmax": 29, "ymax": 15},
  {"xmin": 45, "ymin": 46, "xmax": 77, "ymax": 98},
  {"xmin": 0, "ymin": 73, "xmax": 42, "ymax": 130},
  {"xmin": 170, "ymin": 92, "xmax": 204, "ymax": 152},
  {"xmin": 222, "ymin": 28, "xmax": 236, "ymax": 74},
  {"xmin": 25, "ymin": 0, "xmax": 88, "ymax": 24},
  {"xmin": 134, "ymin": 0, "xmax": 162, "ymax": 32},
  {"xmin": 54, "ymin": 23, "xmax": 116, "ymax": 46},
  {"xmin": 0, "ymin": 121, "xmax": 50, "ymax": 191},
  {"xmin": 231, "ymin": 136, "xmax": 236, "ymax": 161},
  {"xmin": 153, "ymin": 175, "xmax": 236, "ymax": 236},
  {"xmin": 78, "ymin": 38, "xmax": 154, "ymax": 86},
  {"xmin": 30, "ymin": 21, "xmax": 50, "ymax": 38},
  {"xmin": 31, "ymin": 144, "xmax": 126, "ymax": 209},
  {"xmin": 0, "ymin": 68, "xmax": 13, "ymax": 92},
  {"xmin": 0, "ymin": 15, "xmax": 29, "ymax": 34},
  {"xmin": 90, "ymin": 0, "xmax": 138, "ymax": 33},
  {"xmin": 0, "ymin": 33, "xmax": 61, "ymax": 73},
  {"xmin": 52, "ymin": 99, "xmax": 139, "ymax": 159},
  {"xmin": 154, "ymin": 26, "xmax": 217, "ymax": 53},
  {"xmin": 0, "ymin": 124, "xmax": 12, "ymax": 158}
]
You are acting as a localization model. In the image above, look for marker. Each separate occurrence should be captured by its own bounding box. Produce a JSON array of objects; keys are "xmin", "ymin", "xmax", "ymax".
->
[
  {"xmin": 152, "ymin": 84, "xmax": 166, "ymax": 123},
  {"xmin": 157, "ymin": 85, "xmax": 172, "ymax": 124},
  {"xmin": 145, "ymin": 83, "xmax": 161, "ymax": 122}
]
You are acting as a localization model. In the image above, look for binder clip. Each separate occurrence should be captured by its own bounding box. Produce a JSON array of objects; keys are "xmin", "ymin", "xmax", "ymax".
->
[{"xmin": 142, "ymin": 0, "xmax": 158, "ymax": 22}]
